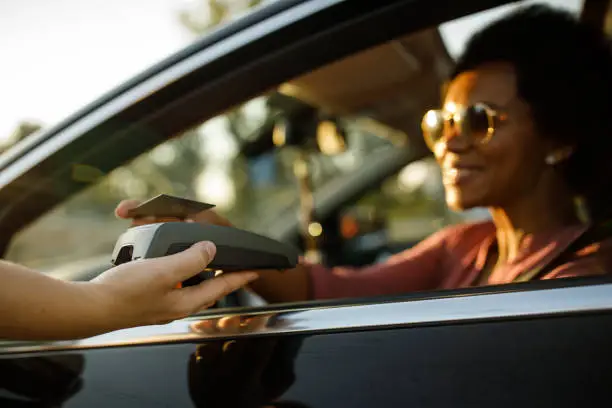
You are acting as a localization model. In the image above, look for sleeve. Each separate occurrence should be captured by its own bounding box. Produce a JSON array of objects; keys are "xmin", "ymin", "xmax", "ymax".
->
[{"xmin": 308, "ymin": 226, "xmax": 456, "ymax": 300}]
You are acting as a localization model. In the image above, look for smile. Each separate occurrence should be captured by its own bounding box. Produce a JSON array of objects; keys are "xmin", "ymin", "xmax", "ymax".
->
[{"xmin": 442, "ymin": 167, "xmax": 481, "ymax": 185}]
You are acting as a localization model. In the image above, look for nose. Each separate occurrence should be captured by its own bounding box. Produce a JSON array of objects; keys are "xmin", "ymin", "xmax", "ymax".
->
[{"xmin": 434, "ymin": 119, "xmax": 471, "ymax": 158}]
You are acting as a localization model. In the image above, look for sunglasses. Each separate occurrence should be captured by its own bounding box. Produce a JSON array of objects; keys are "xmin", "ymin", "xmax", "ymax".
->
[{"xmin": 421, "ymin": 103, "xmax": 508, "ymax": 152}]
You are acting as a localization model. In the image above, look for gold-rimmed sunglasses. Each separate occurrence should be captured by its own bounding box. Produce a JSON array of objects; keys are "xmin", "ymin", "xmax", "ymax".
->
[{"xmin": 421, "ymin": 103, "xmax": 508, "ymax": 152}]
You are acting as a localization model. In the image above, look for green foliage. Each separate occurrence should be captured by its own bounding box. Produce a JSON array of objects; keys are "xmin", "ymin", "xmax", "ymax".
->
[{"xmin": 0, "ymin": 121, "xmax": 42, "ymax": 154}]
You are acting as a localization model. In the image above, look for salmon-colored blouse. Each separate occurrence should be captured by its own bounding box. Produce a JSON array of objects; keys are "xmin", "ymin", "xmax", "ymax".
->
[{"xmin": 309, "ymin": 221, "xmax": 612, "ymax": 300}]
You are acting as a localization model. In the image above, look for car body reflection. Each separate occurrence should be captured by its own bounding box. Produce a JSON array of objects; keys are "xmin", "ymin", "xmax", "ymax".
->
[
  {"xmin": 0, "ymin": 353, "xmax": 84, "ymax": 406},
  {"xmin": 189, "ymin": 315, "xmax": 306, "ymax": 408}
]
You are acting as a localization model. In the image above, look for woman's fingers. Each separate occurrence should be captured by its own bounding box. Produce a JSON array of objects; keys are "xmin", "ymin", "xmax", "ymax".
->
[
  {"xmin": 191, "ymin": 210, "xmax": 234, "ymax": 227},
  {"xmin": 217, "ymin": 315, "xmax": 243, "ymax": 331},
  {"xmin": 114, "ymin": 199, "xmax": 141, "ymax": 219},
  {"xmin": 115, "ymin": 198, "xmax": 232, "ymax": 227}
]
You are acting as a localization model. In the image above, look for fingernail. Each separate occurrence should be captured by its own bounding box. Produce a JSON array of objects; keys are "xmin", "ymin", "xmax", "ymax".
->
[{"xmin": 198, "ymin": 241, "xmax": 216, "ymax": 259}]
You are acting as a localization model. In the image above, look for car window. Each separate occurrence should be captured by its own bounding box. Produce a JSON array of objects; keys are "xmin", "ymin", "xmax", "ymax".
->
[{"xmin": 4, "ymin": 94, "xmax": 398, "ymax": 274}]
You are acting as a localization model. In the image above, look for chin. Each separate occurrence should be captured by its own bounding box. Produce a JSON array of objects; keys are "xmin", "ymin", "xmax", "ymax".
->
[{"xmin": 444, "ymin": 188, "xmax": 485, "ymax": 212}]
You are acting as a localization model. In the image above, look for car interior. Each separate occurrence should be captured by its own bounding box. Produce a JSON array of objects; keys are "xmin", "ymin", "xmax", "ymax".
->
[{"xmin": 3, "ymin": 0, "xmax": 611, "ymax": 309}]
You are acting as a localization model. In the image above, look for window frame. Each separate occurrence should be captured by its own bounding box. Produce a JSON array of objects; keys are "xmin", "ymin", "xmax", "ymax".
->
[{"xmin": 1, "ymin": 276, "xmax": 611, "ymax": 354}]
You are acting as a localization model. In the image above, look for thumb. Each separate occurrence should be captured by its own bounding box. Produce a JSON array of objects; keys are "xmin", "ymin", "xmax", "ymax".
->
[{"xmin": 153, "ymin": 241, "xmax": 217, "ymax": 283}]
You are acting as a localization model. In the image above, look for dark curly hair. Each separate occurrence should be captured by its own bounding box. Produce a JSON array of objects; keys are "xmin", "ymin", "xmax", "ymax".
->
[{"xmin": 452, "ymin": 4, "xmax": 612, "ymax": 219}]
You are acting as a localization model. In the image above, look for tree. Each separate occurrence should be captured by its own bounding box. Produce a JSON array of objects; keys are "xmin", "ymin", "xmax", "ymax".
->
[
  {"xmin": 1, "ymin": 121, "xmax": 42, "ymax": 154},
  {"xmin": 178, "ymin": 0, "xmax": 265, "ymax": 34},
  {"xmin": 71, "ymin": 0, "xmax": 269, "ymax": 208}
]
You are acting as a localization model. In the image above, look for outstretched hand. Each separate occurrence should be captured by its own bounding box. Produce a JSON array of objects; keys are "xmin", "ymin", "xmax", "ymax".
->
[
  {"xmin": 91, "ymin": 241, "xmax": 258, "ymax": 329},
  {"xmin": 0, "ymin": 240, "xmax": 257, "ymax": 341}
]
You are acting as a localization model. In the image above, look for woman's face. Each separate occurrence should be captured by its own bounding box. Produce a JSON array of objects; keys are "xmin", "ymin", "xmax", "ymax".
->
[{"xmin": 433, "ymin": 63, "xmax": 550, "ymax": 211}]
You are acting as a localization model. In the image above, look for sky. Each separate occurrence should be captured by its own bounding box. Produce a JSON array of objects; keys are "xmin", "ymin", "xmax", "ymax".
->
[
  {"xmin": 0, "ymin": 0, "xmax": 193, "ymax": 140},
  {"xmin": 0, "ymin": 0, "xmax": 584, "ymax": 144}
]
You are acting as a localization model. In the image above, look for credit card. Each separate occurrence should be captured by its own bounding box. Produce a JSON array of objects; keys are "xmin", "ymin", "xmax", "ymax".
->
[{"xmin": 126, "ymin": 194, "xmax": 215, "ymax": 219}]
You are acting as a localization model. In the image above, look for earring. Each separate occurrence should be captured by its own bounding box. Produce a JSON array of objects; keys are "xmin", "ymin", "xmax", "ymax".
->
[{"xmin": 545, "ymin": 147, "xmax": 573, "ymax": 165}]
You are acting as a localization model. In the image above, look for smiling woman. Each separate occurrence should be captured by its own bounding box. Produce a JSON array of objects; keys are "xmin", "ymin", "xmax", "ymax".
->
[
  {"xmin": 200, "ymin": 3, "xmax": 612, "ymax": 303},
  {"xmin": 98, "ymin": 4, "xmax": 612, "ymax": 306}
]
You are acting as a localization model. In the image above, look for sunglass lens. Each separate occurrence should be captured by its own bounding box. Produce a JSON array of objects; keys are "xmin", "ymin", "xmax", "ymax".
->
[
  {"xmin": 421, "ymin": 110, "xmax": 444, "ymax": 150},
  {"xmin": 463, "ymin": 105, "xmax": 490, "ymax": 142}
]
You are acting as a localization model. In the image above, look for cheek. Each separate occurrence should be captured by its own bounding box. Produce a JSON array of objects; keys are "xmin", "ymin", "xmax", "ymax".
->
[{"xmin": 480, "ymin": 127, "xmax": 545, "ymax": 193}]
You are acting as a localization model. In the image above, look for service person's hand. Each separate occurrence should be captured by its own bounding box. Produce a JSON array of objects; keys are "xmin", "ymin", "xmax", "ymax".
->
[
  {"xmin": 0, "ymin": 241, "xmax": 258, "ymax": 341},
  {"xmin": 91, "ymin": 241, "xmax": 259, "ymax": 329}
]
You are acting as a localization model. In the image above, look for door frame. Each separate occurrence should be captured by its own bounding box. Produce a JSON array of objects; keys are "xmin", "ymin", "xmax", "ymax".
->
[{"xmin": 1, "ymin": 276, "xmax": 611, "ymax": 355}]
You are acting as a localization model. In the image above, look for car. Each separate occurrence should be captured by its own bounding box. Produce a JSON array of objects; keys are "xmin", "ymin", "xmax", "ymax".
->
[{"xmin": 1, "ymin": 0, "xmax": 611, "ymax": 406}]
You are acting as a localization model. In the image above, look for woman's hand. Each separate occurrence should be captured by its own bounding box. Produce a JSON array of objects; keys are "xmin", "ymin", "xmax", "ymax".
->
[
  {"xmin": 91, "ymin": 241, "xmax": 259, "ymax": 330},
  {"xmin": 114, "ymin": 199, "xmax": 233, "ymax": 227},
  {"xmin": 190, "ymin": 314, "xmax": 272, "ymax": 335}
]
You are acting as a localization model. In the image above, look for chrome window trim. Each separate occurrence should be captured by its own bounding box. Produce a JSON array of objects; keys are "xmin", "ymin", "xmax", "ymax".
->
[
  {"xmin": 1, "ymin": 283, "xmax": 611, "ymax": 355},
  {"xmin": 0, "ymin": 0, "xmax": 344, "ymax": 187}
]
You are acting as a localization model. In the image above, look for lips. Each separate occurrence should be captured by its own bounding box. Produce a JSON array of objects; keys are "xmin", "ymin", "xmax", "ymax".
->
[{"xmin": 442, "ymin": 164, "xmax": 484, "ymax": 185}]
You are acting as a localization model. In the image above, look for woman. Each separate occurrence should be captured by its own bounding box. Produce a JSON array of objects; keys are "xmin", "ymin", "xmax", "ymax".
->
[{"xmin": 117, "ymin": 4, "xmax": 612, "ymax": 304}]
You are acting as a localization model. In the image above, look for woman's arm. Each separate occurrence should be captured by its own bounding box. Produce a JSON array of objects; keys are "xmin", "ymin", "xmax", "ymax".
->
[
  {"xmin": 0, "ymin": 242, "xmax": 258, "ymax": 341},
  {"xmin": 245, "ymin": 232, "xmax": 451, "ymax": 303}
]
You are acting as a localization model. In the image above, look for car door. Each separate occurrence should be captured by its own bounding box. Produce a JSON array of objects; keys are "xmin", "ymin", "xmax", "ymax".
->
[
  {"xmin": 1, "ymin": 280, "xmax": 611, "ymax": 407},
  {"xmin": 1, "ymin": 1, "xmax": 612, "ymax": 407}
]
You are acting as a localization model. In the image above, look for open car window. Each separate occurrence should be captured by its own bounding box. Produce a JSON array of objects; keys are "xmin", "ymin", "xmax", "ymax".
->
[
  {"xmin": 0, "ymin": 1, "xmax": 544, "ymax": 277},
  {"xmin": 2, "ymin": 0, "xmax": 597, "ymax": 306}
]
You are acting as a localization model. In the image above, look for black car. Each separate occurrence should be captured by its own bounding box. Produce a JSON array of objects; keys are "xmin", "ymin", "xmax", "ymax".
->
[{"xmin": 1, "ymin": 1, "xmax": 611, "ymax": 407}]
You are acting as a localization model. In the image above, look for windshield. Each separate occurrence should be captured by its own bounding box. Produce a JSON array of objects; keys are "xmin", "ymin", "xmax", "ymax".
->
[{"xmin": 0, "ymin": 0, "xmax": 275, "ymax": 152}]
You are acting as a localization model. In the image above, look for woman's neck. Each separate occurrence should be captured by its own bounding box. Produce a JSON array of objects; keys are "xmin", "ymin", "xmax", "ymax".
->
[{"xmin": 488, "ymin": 189, "xmax": 579, "ymax": 264}]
